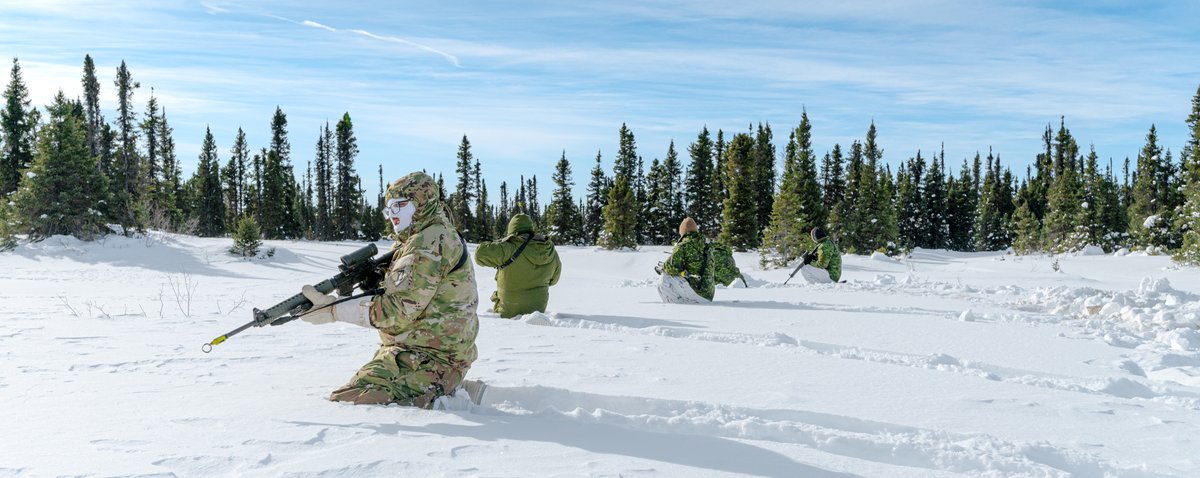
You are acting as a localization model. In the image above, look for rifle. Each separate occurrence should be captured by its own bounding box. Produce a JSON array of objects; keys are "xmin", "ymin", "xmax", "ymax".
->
[
  {"xmin": 203, "ymin": 243, "xmax": 393, "ymax": 353},
  {"xmin": 783, "ymin": 246, "xmax": 819, "ymax": 285}
]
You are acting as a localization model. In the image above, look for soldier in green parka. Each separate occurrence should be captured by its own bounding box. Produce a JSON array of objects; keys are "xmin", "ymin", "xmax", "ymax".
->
[
  {"xmin": 659, "ymin": 217, "xmax": 716, "ymax": 302},
  {"xmin": 799, "ymin": 226, "xmax": 842, "ymax": 283},
  {"xmin": 298, "ymin": 171, "xmax": 479, "ymax": 408},
  {"xmin": 475, "ymin": 214, "xmax": 562, "ymax": 318}
]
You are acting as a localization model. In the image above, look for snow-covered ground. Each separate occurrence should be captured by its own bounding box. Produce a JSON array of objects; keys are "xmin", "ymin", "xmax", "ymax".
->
[{"xmin": 3, "ymin": 233, "xmax": 1199, "ymax": 477}]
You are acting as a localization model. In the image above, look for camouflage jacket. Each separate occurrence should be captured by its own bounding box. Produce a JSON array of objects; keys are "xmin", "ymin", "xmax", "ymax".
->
[
  {"xmin": 811, "ymin": 238, "xmax": 842, "ymax": 282},
  {"xmin": 368, "ymin": 173, "xmax": 479, "ymax": 368},
  {"xmin": 662, "ymin": 231, "xmax": 715, "ymax": 300}
]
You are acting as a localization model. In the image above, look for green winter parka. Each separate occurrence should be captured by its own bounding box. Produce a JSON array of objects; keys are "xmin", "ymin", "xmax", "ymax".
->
[
  {"xmin": 812, "ymin": 237, "xmax": 842, "ymax": 282},
  {"xmin": 475, "ymin": 214, "xmax": 562, "ymax": 318},
  {"xmin": 662, "ymin": 231, "xmax": 715, "ymax": 300}
]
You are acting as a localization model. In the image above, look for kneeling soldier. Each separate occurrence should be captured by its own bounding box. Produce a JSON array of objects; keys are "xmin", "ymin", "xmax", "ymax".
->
[
  {"xmin": 298, "ymin": 171, "xmax": 479, "ymax": 407},
  {"xmin": 475, "ymin": 214, "xmax": 562, "ymax": 318}
]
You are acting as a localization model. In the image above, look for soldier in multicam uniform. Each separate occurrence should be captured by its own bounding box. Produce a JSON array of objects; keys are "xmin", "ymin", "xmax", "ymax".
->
[{"xmin": 298, "ymin": 171, "xmax": 479, "ymax": 407}]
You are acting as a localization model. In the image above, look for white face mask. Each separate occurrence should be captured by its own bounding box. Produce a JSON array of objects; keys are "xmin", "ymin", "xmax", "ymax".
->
[{"xmin": 382, "ymin": 197, "xmax": 417, "ymax": 233}]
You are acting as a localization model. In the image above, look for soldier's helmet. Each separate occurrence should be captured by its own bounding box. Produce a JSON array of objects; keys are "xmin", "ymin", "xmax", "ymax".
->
[
  {"xmin": 811, "ymin": 226, "xmax": 828, "ymax": 242},
  {"xmin": 386, "ymin": 171, "xmax": 440, "ymax": 208}
]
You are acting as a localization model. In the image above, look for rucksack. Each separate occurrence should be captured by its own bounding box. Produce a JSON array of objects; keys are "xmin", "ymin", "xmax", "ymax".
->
[{"xmin": 709, "ymin": 242, "xmax": 741, "ymax": 286}]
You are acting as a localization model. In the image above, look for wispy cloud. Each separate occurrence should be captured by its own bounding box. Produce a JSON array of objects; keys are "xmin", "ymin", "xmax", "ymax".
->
[
  {"xmin": 302, "ymin": 20, "xmax": 336, "ymax": 32},
  {"xmin": 348, "ymin": 29, "xmax": 460, "ymax": 68},
  {"xmin": 4, "ymin": 0, "xmax": 1198, "ymax": 190}
]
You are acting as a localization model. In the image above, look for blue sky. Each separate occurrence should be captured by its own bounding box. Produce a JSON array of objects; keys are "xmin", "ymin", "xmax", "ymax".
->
[{"xmin": 3, "ymin": 0, "xmax": 1199, "ymax": 199}]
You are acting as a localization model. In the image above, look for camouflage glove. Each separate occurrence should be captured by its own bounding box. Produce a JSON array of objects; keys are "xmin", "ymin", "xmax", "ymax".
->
[{"xmin": 299, "ymin": 285, "xmax": 373, "ymax": 328}]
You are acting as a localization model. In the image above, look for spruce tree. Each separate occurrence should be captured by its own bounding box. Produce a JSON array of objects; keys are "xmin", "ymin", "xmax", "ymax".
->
[
  {"xmin": 1176, "ymin": 85, "xmax": 1200, "ymax": 263},
  {"xmin": 515, "ymin": 175, "xmax": 527, "ymax": 216},
  {"xmin": 761, "ymin": 113, "xmax": 823, "ymax": 265},
  {"xmin": 661, "ymin": 140, "xmax": 684, "ymax": 233},
  {"xmin": 946, "ymin": 159, "xmax": 977, "ymax": 251},
  {"xmin": 230, "ymin": 216, "xmax": 262, "ymax": 257},
  {"xmin": 684, "ymin": 127, "xmax": 720, "ymax": 235},
  {"xmin": 584, "ymin": 151, "xmax": 608, "ymax": 244},
  {"xmin": 313, "ymin": 122, "xmax": 333, "ymax": 240},
  {"xmin": 896, "ymin": 151, "xmax": 927, "ymax": 249},
  {"xmin": 830, "ymin": 141, "xmax": 864, "ymax": 251},
  {"xmin": 634, "ymin": 155, "xmax": 646, "ymax": 243},
  {"xmin": 599, "ymin": 175, "xmax": 637, "ymax": 249},
  {"xmin": 820, "ymin": 145, "xmax": 845, "ymax": 214},
  {"xmin": 81, "ymin": 55, "xmax": 104, "ymax": 162},
  {"xmin": 158, "ymin": 110, "xmax": 182, "ymax": 229},
  {"xmin": 852, "ymin": 123, "xmax": 895, "ymax": 252},
  {"xmin": 2, "ymin": 58, "xmax": 39, "ymax": 196},
  {"xmin": 714, "ymin": 129, "xmax": 727, "ymax": 200},
  {"xmin": 974, "ymin": 153, "xmax": 1005, "ymax": 250},
  {"xmin": 601, "ymin": 125, "xmax": 639, "ymax": 248},
  {"xmin": 333, "ymin": 113, "xmax": 360, "ymax": 239},
  {"xmin": 717, "ymin": 133, "xmax": 758, "ymax": 250},
  {"xmin": 110, "ymin": 61, "xmax": 144, "ymax": 232},
  {"xmin": 495, "ymin": 181, "xmax": 510, "ymax": 239},
  {"xmin": 527, "ymin": 175, "xmax": 541, "ymax": 226},
  {"xmin": 1043, "ymin": 155, "xmax": 1087, "ymax": 253},
  {"xmin": 1011, "ymin": 195, "xmax": 1042, "ymax": 255},
  {"xmin": 451, "ymin": 135, "xmax": 475, "ymax": 239},
  {"xmin": 473, "ymin": 159, "xmax": 493, "ymax": 242},
  {"xmin": 643, "ymin": 158, "xmax": 668, "ymax": 245},
  {"xmin": 141, "ymin": 90, "xmax": 161, "ymax": 213},
  {"xmin": 1128, "ymin": 124, "xmax": 1174, "ymax": 250},
  {"xmin": 258, "ymin": 108, "xmax": 291, "ymax": 238},
  {"xmin": 12, "ymin": 92, "xmax": 107, "ymax": 240},
  {"xmin": 752, "ymin": 123, "xmax": 777, "ymax": 235},
  {"xmin": 545, "ymin": 151, "xmax": 580, "ymax": 244},
  {"xmin": 921, "ymin": 148, "xmax": 948, "ymax": 249},
  {"xmin": 192, "ymin": 127, "xmax": 225, "ymax": 237}
]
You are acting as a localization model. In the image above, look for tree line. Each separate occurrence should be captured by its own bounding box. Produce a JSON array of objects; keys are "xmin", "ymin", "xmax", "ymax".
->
[
  {"xmin": 0, "ymin": 56, "xmax": 385, "ymax": 248},
  {"xmin": 2, "ymin": 55, "xmax": 1199, "ymax": 266}
]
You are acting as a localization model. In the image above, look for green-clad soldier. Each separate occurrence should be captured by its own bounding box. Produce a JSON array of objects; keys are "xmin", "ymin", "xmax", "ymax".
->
[
  {"xmin": 475, "ymin": 213, "xmax": 562, "ymax": 318},
  {"xmin": 298, "ymin": 171, "xmax": 479, "ymax": 407},
  {"xmin": 798, "ymin": 226, "xmax": 842, "ymax": 283},
  {"xmin": 658, "ymin": 217, "xmax": 716, "ymax": 303}
]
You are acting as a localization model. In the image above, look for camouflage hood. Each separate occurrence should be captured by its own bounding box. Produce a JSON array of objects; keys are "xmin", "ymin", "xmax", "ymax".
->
[{"xmin": 385, "ymin": 171, "xmax": 450, "ymax": 242}]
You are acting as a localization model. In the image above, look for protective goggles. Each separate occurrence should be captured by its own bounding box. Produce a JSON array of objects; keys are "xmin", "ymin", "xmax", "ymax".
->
[{"xmin": 382, "ymin": 198, "xmax": 411, "ymax": 218}]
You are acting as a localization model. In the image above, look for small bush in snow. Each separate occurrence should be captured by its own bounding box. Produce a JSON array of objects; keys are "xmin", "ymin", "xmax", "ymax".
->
[{"xmin": 230, "ymin": 216, "xmax": 262, "ymax": 257}]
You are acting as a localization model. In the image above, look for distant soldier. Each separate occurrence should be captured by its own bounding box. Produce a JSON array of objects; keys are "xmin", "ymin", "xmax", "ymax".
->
[
  {"xmin": 298, "ymin": 171, "xmax": 479, "ymax": 407},
  {"xmin": 797, "ymin": 226, "xmax": 842, "ymax": 283},
  {"xmin": 475, "ymin": 213, "xmax": 562, "ymax": 318},
  {"xmin": 657, "ymin": 217, "xmax": 716, "ymax": 303}
]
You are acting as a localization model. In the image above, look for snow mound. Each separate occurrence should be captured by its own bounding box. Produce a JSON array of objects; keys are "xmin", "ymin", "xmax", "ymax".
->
[
  {"xmin": 1076, "ymin": 245, "xmax": 1105, "ymax": 256},
  {"xmin": 869, "ymin": 251, "xmax": 895, "ymax": 262},
  {"xmin": 1024, "ymin": 277, "xmax": 1200, "ymax": 351}
]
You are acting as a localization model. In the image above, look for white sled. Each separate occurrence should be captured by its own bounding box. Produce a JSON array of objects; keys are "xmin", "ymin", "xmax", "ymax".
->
[
  {"xmin": 798, "ymin": 265, "xmax": 834, "ymax": 284},
  {"xmin": 657, "ymin": 274, "xmax": 711, "ymax": 304}
]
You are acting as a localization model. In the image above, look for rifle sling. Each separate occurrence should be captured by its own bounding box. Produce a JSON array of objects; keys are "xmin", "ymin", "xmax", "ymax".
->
[
  {"xmin": 496, "ymin": 232, "xmax": 535, "ymax": 271},
  {"xmin": 450, "ymin": 235, "xmax": 469, "ymax": 274}
]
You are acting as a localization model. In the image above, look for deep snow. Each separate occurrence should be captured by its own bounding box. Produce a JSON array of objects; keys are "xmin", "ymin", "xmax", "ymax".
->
[{"xmin": 2, "ymin": 234, "xmax": 1199, "ymax": 477}]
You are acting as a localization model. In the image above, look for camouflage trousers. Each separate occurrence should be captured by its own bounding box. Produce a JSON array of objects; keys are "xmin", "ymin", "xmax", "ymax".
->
[{"xmin": 329, "ymin": 345, "xmax": 469, "ymax": 408}]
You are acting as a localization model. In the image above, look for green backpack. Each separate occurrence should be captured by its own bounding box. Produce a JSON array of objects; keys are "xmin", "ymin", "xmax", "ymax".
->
[{"xmin": 708, "ymin": 242, "xmax": 742, "ymax": 286}]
